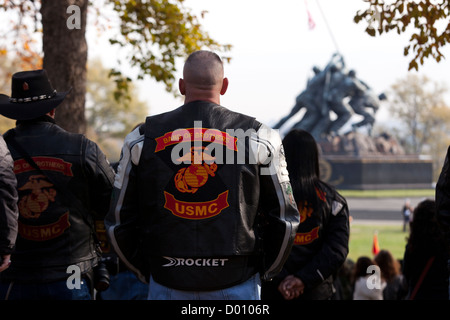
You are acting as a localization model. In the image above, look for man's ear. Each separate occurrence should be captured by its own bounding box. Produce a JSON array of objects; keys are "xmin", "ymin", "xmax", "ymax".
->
[
  {"xmin": 179, "ymin": 78, "xmax": 186, "ymax": 95},
  {"xmin": 47, "ymin": 109, "xmax": 56, "ymax": 118},
  {"xmin": 220, "ymin": 78, "xmax": 229, "ymax": 95}
]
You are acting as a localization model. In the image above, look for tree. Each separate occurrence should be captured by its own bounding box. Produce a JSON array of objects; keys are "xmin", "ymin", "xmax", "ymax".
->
[
  {"xmin": 354, "ymin": 0, "xmax": 450, "ymax": 71},
  {"xmin": 0, "ymin": 0, "xmax": 231, "ymax": 133},
  {"xmin": 388, "ymin": 74, "xmax": 450, "ymax": 179},
  {"xmin": 41, "ymin": 0, "xmax": 89, "ymax": 134},
  {"xmin": 86, "ymin": 58, "xmax": 149, "ymax": 140},
  {"xmin": 0, "ymin": 0, "xmax": 91, "ymax": 133},
  {"xmin": 85, "ymin": 58, "xmax": 150, "ymax": 162}
]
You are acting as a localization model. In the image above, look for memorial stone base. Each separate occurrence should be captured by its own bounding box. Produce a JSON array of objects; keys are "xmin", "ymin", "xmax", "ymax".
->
[{"xmin": 319, "ymin": 155, "xmax": 433, "ymax": 190}]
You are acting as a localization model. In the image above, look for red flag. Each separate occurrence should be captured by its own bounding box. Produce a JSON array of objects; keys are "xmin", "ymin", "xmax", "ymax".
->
[
  {"xmin": 372, "ymin": 231, "xmax": 380, "ymax": 255},
  {"xmin": 305, "ymin": 0, "xmax": 316, "ymax": 30}
]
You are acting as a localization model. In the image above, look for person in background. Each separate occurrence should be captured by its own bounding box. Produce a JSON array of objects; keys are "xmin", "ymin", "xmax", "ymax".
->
[
  {"xmin": 374, "ymin": 249, "xmax": 407, "ymax": 300},
  {"xmin": 402, "ymin": 199, "xmax": 449, "ymax": 300},
  {"xmin": 402, "ymin": 198, "xmax": 413, "ymax": 232},
  {"xmin": 262, "ymin": 129, "xmax": 349, "ymax": 300},
  {"xmin": 0, "ymin": 134, "xmax": 18, "ymax": 273},
  {"xmin": 435, "ymin": 147, "xmax": 450, "ymax": 299},
  {"xmin": 96, "ymin": 154, "xmax": 148, "ymax": 301},
  {"xmin": 0, "ymin": 69, "xmax": 115, "ymax": 300},
  {"xmin": 352, "ymin": 256, "xmax": 386, "ymax": 300},
  {"xmin": 332, "ymin": 258, "xmax": 355, "ymax": 300}
]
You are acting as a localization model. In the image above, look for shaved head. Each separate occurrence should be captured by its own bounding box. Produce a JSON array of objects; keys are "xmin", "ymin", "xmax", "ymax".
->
[
  {"xmin": 179, "ymin": 50, "xmax": 228, "ymax": 104},
  {"xmin": 183, "ymin": 51, "xmax": 224, "ymax": 89}
]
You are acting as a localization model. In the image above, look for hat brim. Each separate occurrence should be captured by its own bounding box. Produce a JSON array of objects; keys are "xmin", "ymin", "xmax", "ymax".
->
[{"xmin": 0, "ymin": 91, "xmax": 70, "ymax": 120}]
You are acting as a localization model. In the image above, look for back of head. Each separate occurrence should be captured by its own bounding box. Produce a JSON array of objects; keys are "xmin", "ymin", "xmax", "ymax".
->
[
  {"xmin": 183, "ymin": 50, "xmax": 224, "ymax": 90},
  {"xmin": 408, "ymin": 199, "xmax": 445, "ymax": 253},
  {"xmin": 282, "ymin": 129, "xmax": 322, "ymax": 209},
  {"xmin": 411, "ymin": 199, "xmax": 435, "ymax": 225},
  {"xmin": 374, "ymin": 249, "xmax": 400, "ymax": 281},
  {"xmin": 353, "ymin": 256, "xmax": 375, "ymax": 280},
  {"xmin": 282, "ymin": 129, "xmax": 320, "ymax": 179}
]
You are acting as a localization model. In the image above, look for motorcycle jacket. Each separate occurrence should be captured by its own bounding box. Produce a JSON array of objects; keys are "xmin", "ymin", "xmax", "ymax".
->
[
  {"xmin": 106, "ymin": 101, "xmax": 299, "ymax": 291},
  {"xmin": 0, "ymin": 116, "xmax": 115, "ymax": 283},
  {"xmin": 278, "ymin": 180, "xmax": 349, "ymax": 296}
]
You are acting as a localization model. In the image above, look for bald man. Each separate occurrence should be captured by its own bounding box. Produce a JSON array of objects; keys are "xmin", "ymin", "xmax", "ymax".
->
[
  {"xmin": 106, "ymin": 50, "xmax": 299, "ymax": 300},
  {"xmin": 179, "ymin": 50, "xmax": 228, "ymax": 103}
]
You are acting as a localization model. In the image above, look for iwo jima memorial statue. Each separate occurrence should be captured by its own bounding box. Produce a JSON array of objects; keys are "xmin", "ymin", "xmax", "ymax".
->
[{"xmin": 274, "ymin": 53, "xmax": 432, "ymax": 190}]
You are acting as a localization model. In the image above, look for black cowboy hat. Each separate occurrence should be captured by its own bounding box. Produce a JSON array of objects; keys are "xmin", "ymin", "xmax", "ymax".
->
[{"xmin": 0, "ymin": 69, "xmax": 71, "ymax": 120}]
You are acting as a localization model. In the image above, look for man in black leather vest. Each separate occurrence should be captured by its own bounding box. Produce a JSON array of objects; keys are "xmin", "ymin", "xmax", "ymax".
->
[
  {"xmin": 0, "ymin": 70, "xmax": 115, "ymax": 300},
  {"xmin": 106, "ymin": 50, "xmax": 299, "ymax": 300}
]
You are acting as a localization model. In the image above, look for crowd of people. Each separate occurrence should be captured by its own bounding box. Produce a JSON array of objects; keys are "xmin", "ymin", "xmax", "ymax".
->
[
  {"xmin": 333, "ymin": 198, "xmax": 449, "ymax": 301},
  {"xmin": 0, "ymin": 50, "xmax": 449, "ymax": 300}
]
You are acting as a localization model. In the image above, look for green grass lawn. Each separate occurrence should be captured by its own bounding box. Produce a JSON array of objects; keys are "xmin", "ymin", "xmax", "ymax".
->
[
  {"xmin": 339, "ymin": 189, "xmax": 435, "ymax": 198},
  {"xmin": 336, "ymin": 189, "xmax": 433, "ymax": 262},
  {"xmin": 348, "ymin": 222, "xmax": 409, "ymax": 262}
]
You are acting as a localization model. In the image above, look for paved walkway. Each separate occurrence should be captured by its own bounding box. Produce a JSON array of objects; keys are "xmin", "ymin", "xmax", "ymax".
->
[{"xmin": 346, "ymin": 196, "xmax": 431, "ymax": 222}]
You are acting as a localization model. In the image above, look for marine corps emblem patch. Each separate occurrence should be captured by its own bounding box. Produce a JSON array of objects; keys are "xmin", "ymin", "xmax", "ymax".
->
[{"xmin": 155, "ymin": 126, "xmax": 232, "ymax": 220}]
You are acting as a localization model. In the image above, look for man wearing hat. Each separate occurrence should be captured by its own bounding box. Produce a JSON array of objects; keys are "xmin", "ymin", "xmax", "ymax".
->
[{"xmin": 0, "ymin": 69, "xmax": 115, "ymax": 300}]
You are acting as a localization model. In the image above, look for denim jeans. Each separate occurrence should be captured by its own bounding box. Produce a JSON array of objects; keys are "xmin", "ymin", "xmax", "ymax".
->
[
  {"xmin": 0, "ymin": 279, "xmax": 91, "ymax": 300},
  {"xmin": 98, "ymin": 270, "xmax": 148, "ymax": 300},
  {"xmin": 148, "ymin": 273, "xmax": 261, "ymax": 300}
]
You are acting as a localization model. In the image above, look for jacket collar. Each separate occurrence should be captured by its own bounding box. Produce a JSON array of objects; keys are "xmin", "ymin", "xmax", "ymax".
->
[{"xmin": 16, "ymin": 115, "xmax": 56, "ymax": 126}]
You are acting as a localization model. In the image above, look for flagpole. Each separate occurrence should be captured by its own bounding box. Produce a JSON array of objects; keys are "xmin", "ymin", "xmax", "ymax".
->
[{"xmin": 315, "ymin": 0, "xmax": 341, "ymax": 54}]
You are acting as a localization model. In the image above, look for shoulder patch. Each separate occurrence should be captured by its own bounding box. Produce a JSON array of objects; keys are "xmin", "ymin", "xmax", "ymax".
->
[{"xmin": 332, "ymin": 200, "xmax": 343, "ymax": 216}]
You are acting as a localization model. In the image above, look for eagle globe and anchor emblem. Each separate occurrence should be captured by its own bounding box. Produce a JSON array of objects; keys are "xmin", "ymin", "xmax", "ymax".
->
[
  {"xmin": 164, "ymin": 145, "xmax": 229, "ymax": 219},
  {"xmin": 174, "ymin": 146, "xmax": 218, "ymax": 193},
  {"xmin": 16, "ymin": 174, "xmax": 70, "ymax": 241},
  {"xmin": 18, "ymin": 174, "xmax": 56, "ymax": 219}
]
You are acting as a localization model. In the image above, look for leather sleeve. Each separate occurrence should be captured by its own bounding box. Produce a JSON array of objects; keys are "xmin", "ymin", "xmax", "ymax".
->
[
  {"xmin": 104, "ymin": 127, "xmax": 148, "ymax": 283},
  {"xmin": 83, "ymin": 138, "xmax": 116, "ymax": 220},
  {"xmin": 253, "ymin": 124, "xmax": 300, "ymax": 281},
  {"xmin": 0, "ymin": 135, "xmax": 18, "ymax": 256}
]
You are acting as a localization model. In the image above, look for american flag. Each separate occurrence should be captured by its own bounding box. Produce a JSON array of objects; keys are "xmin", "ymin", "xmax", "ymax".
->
[{"xmin": 305, "ymin": 0, "xmax": 316, "ymax": 30}]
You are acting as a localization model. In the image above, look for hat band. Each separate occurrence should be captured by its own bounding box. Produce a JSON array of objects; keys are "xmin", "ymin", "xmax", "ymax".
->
[{"xmin": 9, "ymin": 90, "xmax": 57, "ymax": 103}]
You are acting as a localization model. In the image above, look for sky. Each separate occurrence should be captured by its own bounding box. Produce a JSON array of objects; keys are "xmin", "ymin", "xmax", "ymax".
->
[{"xmin": 86, "ymin": 0, "xmax": 449, "ymax": 132}]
